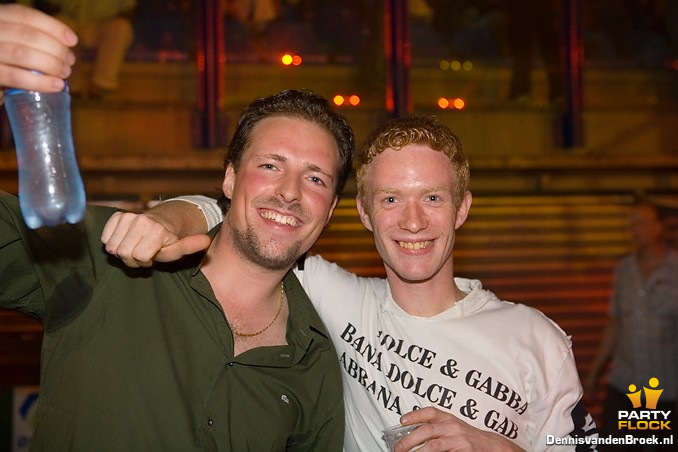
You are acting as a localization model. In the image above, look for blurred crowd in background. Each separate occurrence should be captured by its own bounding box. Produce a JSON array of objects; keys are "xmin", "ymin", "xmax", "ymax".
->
[{"xmin": 23, "ymin": 0, "xmax": 672, "ymax": 68}]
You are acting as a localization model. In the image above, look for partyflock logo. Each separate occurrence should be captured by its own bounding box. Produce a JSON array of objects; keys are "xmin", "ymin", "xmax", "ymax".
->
[{"xmin": 618, "ymin": 378, "xmax": 671, "ymax": 431}]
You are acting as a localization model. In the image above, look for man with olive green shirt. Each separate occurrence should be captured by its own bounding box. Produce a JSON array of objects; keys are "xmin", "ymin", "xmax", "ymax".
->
[{"xmin": 0, "ymin": 88, "xmax": 352, "ymax": 450}]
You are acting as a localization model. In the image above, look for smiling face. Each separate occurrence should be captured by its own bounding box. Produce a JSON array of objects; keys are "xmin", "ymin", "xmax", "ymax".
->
[
  {"xmin": 356, "ymin": 144, "xmax": 471, "ymax": 284},
  {"xmin": 222, "ymin": 115, "xmax": 340, "ymax": 270}
]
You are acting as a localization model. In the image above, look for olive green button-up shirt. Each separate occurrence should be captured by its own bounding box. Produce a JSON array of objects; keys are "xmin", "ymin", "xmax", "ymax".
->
[{"xmin": 0, "ymin": 192, "xmax": 344, "ymax": 451}]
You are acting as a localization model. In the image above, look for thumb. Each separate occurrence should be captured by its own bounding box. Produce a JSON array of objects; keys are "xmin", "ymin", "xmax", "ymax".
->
[{"xmin": 155, "ymin": 234, "xmax": 212, "ymax": 262}]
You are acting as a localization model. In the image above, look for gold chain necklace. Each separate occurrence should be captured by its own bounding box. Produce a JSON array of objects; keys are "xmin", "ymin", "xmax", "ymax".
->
[{"xmin": 230, "ymin": 282, "xmax": 284, "ymax": 338}]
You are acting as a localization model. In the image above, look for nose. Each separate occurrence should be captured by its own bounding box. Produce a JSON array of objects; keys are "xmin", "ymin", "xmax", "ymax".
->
[
  {"xmin": 276, "ymin": 174, "xmax": 302, "ymax": 203},
  {"xmin": 398, "ymin": 201, "xmax": 428, "ymax": 233}
]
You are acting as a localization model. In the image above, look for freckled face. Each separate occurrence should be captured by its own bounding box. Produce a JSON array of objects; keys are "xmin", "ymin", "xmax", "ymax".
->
[
  {"xmin": 357, "ymin": 144, "xmax": 470, "ymax": 284},
  {"xmin": 223, "ymin": 116, "xmax": 340, "ymax": 270}
]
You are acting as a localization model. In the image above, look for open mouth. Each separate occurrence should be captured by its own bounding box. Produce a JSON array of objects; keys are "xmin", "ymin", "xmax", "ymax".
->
[
  {"xmin": 261, "ymin": 210, "xmax": 299, "ymax": 227},
  {"xmin": 398, "ymin": 240, "xmax": 431, "ymax": 250}
]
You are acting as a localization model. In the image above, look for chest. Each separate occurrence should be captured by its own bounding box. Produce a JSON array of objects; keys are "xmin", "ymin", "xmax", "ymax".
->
[
  {"xmin": 332, "ymin": 309, "xmax": 545, "ymax": 447},
  {"xmin": 38, "ymin": 274, "xmax": 312, "ymax": 450}
]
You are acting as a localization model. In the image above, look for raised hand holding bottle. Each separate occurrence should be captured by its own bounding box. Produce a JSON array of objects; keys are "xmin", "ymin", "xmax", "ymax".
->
[{"xmin": 5, "ymin": 83, "xmax": 86, "ymax": 229}]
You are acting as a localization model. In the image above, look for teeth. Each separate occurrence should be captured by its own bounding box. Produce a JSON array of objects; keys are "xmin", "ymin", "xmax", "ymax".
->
[
  {"xmin": 398, "ymin": 241, "xmax": 431, "ymax": 250},
  {"xmin": 262, "ymin": 210, "xmax": 298, "ymax": 227}
]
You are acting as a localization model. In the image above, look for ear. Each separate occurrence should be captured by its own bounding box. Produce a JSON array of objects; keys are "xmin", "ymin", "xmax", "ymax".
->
[
  {"xmin": 222, "ymin": 164, "xmax": 235, "ymax": 199},
  {"xmin": 355, "ymin": 195, "xmax": 374, "ymax": 232},
  {"xmin": 454, "ymin": 191, "xmax": 472, "ymax": 230},
  {"xmin": 324, "ymin": 196, "xmax": 339, "ymax": 227}
]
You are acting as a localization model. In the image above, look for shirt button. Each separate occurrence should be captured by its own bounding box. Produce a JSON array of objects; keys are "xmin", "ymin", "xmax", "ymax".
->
[{"xmin": 207, "ymin": 418, "xmax": 214, "ymax": 427}]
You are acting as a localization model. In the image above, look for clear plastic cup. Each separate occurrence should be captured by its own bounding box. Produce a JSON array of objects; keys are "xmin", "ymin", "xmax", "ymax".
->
[{"xmin": 382, "ymin": 423, "xmax": 423, "ymax": 451}]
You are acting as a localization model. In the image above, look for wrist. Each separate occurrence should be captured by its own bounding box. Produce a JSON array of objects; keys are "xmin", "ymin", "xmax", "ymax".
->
[{"xmin": 142, "ymin": 210, "xmax": 181, "ymax": 238}]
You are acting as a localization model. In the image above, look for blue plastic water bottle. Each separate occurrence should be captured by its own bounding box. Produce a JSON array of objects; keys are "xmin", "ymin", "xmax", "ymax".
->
[{"xmin": 5, "ymin": 84, "xmax": 86, "ymax": 229}]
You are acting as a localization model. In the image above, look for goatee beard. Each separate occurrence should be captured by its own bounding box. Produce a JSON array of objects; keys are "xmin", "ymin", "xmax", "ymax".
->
[{"xmin": 230, "ymin": 223, "xmax": 303, "ymax": 270}]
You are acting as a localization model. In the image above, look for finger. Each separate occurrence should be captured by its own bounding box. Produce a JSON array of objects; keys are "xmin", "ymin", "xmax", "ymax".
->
[
  {"xmin": 102, "ymin": 213, "xmax": 151, "ymax": 268},
  {"xmin": 0, "ymin": 63, "xmax": 68, "ymax": 92},
  {"xmin": 394, "ymin": 423, "xmax": 430, "ymax": 452},
  {"xmin": 397, "ymin": 428, "xmax": 470, "ymax": 452},
  {"xmin": 2, "ymin": 4, "xmax": 77, "ymax": 47},
  {"xmin": 115, "ymin": 217, "xmax": 176, "ymax": 266},
  {"xmin": 102, "ymin": 212, "xmax": 135, "ymax": 255},
  {"xmin": 124, "ymin": 234, "xmax": 209, "ymax": 268},
  {"xmin": 401, "ymin": 406, "xmax": 447, "ymax": 425},
  {"xmin": 105, "ymin": 214, "xmax": 145, "ymax": 268},
  {"xmin": 101, "ymin": 211, "xmax": 122, "ymax": 246},
  {"xmin": 155, "ymin": 235, "xmax": 212, "ymax": 262},
  {"xmin": 0, "ymin": 6, "xmax": 77, "ymax": 89},
  {"xmin": 127, "ymin": 227, "xmax": 178, "ymax": 265},
  {"xmin": 396, "ymin": 422, "xmax": 468, "ymax": 452}
]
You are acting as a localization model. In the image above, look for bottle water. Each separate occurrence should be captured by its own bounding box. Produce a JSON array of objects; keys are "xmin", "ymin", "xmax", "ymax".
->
[{"xmin": 5, "ymin": 85, "xmax": 86, "ymax": 229}]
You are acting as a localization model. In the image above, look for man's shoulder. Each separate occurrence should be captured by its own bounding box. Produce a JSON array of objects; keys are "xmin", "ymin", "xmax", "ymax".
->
[
  {"xmin": 666, "ymin": 248, "xmax": 678, "ymax": 264},
  {"xmin": 466, "ymin": 282, "xmax": 572, "ymax": 346},
  {"xmin": 294, "ymin": 254, "xmax": 388, "ymax": 316},
  {"xmin": 615, "ymin": 253, "xmax": 637, "ymax": 272},
  {"xmin": 299, "ymin": 254, "xmax": 387, "ymax": 289},
  {"xmin": 283, "ymin": 269, "xmax": 334, "ymax": 340}
]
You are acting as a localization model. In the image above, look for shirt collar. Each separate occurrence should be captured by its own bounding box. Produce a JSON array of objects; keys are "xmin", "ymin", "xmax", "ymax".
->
[
  {"xmin": 382, "ymin": 277, "xmax": 495, "ymax": 320},
  {"xmin": 190, "ymin": 225, "xmax": 333, "ymax": 367}
]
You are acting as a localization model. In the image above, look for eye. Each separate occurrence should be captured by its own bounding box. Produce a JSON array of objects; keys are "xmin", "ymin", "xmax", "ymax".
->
[
  {"xmin": 428, "ymin": 195, "xmax": 440, "ymax": 202},
  {"xmin": 261, "ymin": 163, "xmax": 278, "ymax": 171},
  {"xmin": 309, "ymin": 175, "xmax": 326, "ymax": 186},
  {"xmin": 385, "ymin": 196, "xmax": 397, "ymax": 204}
]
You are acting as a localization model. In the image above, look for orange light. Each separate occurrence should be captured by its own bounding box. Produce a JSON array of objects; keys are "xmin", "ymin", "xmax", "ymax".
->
[
  {"xmin": 437, "ymin": 98, "xmax": 450, "ymax": 109},
  {"xmin": 281, "ymin": 54, "xmax": 293, "ymax": 65},
  {"xmin": 292, "ymin": 55, "xmax": 302, "ymax": 66},
  {"xmin": 333, "ymin": 94, "xmax": 361, "ymax": 107},
  {"xmin": 452, "ymin": 98, "xmax": 466, "ymax": 109}
]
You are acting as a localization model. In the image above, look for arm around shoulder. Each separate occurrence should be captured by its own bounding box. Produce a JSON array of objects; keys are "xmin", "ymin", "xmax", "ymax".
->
[{"xmin": 101, "ymin": 199, "xmax": 213, "ymax": 268}]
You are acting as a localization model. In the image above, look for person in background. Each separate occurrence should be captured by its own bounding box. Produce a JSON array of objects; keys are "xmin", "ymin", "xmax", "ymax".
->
[
  {"xmin": 658, "ymin": 203, "xmax": 678, "ymax": 250},
  {"xmin": 41, "ymin": 0, "xmax": 136, "ymax": 99},
  {"xmin": 502, "ymin": 0, "xmax": 563, "ymax": 107},
  {"xmin": 585, "ymin": 200, "xmax": 678, "ymax": 451},
  {"xmin": 104, "ymin": 116, "xmax": 598, "ymax": 451},
  {"xmin": 223, "ymin": 0, "xmax": 280, "ymax": 61},
  {"xmin": 662, "ymin": 214, "xmax": 678, "ymax": 249}
]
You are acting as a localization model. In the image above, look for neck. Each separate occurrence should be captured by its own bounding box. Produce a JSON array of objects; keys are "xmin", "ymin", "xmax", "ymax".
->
[
  {"xmin": 201, "ymin": 230, "xmax": 291, "ymax": 354},
  {"xmin": 201, "ymin": 230, "xmax": 290, "ymax": 308},
  {"xmin": 386, "ymin": 269, "xmax": 466, "ymax": 317},
  {"xmin": 635, "ymin": 241, "xmax": 667, "ymax": 281},
  {"xmin": 637, "ymin": 241, "xmax": 666, "ymax": 260}
]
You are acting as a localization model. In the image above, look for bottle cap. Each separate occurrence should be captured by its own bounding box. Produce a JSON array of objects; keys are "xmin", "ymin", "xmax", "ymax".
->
[{"xmin": 6, "ymin": 88, "xmax": 27, "ymax": 96}]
